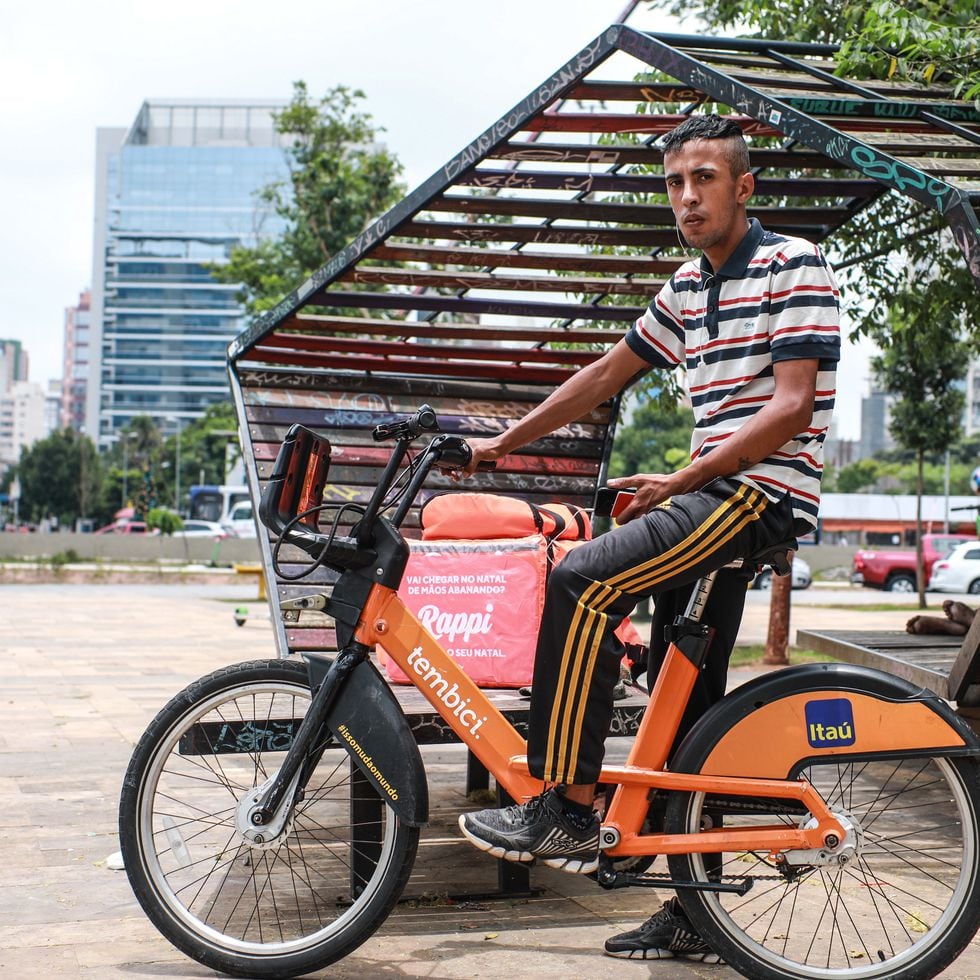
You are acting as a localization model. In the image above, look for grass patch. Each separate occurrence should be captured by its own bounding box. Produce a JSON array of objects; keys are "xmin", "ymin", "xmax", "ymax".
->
[{"xmin": 731, "ymin": 645, "xmax": 836, "ymax": 667}]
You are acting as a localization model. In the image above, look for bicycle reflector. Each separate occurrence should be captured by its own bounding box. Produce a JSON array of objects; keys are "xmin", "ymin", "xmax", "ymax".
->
[{"xmin": 259, "ymin": 424, "xmax": 332, "ymax": 535}]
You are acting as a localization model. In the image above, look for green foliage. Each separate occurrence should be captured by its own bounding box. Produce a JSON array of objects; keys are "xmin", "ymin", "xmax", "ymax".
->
[
  {"xmin": 146, "ymin": 508, "xmax": 184, "ymax": 536},
  {"xmin": 832, "ymin": 455, "xmax": 978, "ymax": 495},
  {"xmin": 13, "ymin": 429, "xmax": 102, "ymax": 525},
  {"xmin": 872, "ymin": 283, "xmax": 976, "ymax": 458},
  {"xmin": 213, "ymin": 82, "xmax": 405, "ymax": 314},
  {"xmin": 160, "ymin": 403, "xmax": 242, "ymax": 512},
  {"xmin": 610, "ymin": 397, "xmax": 695, "ymax": 477},
  {"xmin": 649, "ymin": 0, "xmax": 979, "ymax": 101}
]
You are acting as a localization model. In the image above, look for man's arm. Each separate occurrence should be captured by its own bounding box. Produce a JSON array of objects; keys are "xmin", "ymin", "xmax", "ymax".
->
[
  {"xmin": 462, "ymin": 339, "xmax": 651, "ymax": 473},
  {"xmin": 609, "ymin": 357, "xmax": 819, "ymax": 522}
]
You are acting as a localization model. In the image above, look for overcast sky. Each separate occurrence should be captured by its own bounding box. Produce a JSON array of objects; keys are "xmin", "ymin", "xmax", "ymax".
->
[{"xmin": 2, "ymin": 0, "xmax": 873, "ymax": 438}]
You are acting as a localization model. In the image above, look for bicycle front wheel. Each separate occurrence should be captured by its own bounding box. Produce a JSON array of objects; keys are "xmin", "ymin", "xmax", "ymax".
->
[
  {"xmin": 666, "ymin": 752, "xmax": 980, "ymax": 979},
  {"xmin": 119, "ymin": 659, "xmax": 419, "ymax": 978}
]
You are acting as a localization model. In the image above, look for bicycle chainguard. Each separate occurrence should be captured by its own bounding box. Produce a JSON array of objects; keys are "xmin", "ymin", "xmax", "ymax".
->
[{"xmin": 596, "ymin": 856, "xmax": 753, "ymax": 895}]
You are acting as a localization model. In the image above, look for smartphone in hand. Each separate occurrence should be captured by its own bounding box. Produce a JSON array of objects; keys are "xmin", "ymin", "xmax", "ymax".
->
[{"xmin": 594, "ymin": 487, "xmax": 636, "ymax": 520}]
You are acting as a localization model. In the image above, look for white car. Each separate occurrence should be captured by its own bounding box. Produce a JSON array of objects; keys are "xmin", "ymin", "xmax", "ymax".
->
[
  {"xmin": 927, "ymin": 541, "xmax": 980, "ymax": 594},
  {"xmin": 222, "ymin": 500, "xmax": 257, "ymax": 538},
  {"xmin": 751, "ymin": 555, "xmax": 812, "ymax": 591},
  {"xmin": 172, "ymin": 519, "xmax": 235, "ymax": 539}
]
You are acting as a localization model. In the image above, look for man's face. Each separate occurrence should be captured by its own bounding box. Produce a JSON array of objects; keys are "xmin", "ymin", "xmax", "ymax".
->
[{"xmin": 663, "ymin": 138, "xmax": 753, "ymax": 254}]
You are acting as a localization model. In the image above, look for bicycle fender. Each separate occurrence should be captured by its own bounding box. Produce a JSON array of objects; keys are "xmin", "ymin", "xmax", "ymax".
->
[
  {"xmin": 306, "ymin": 654, "xmax": 428, "ymax": 827},
  {"xmin": 672, "ymin": 662, "xmax": 980, "ymax": 779}
]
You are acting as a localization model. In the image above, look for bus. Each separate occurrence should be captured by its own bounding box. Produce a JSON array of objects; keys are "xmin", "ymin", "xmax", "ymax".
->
[{"xmin": 188, "ymin": 484, "xmax": 250, "ymax": 525}]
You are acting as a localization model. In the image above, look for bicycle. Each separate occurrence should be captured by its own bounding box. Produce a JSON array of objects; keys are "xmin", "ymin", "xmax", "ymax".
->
[{"xmin": 119, "ymin": 405, "xmax": 980, "ymax": 979}]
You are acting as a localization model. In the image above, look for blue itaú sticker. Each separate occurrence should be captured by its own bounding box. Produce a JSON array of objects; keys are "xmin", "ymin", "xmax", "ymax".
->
[{"xmin": 805, "ymin": 698, "xmax": 856, "ymax": 748}]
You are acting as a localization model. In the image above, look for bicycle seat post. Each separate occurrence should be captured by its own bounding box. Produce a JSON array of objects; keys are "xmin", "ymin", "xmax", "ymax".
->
[{"xmin": 682, "ymin": 569, "xmax": 718, "ymax": 624}]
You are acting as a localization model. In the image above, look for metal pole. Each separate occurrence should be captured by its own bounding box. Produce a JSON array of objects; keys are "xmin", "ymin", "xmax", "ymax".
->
[
  {"xmin": 175, "ymin": 420, "xmax": 182, "ymax": 514},
  {"xmin": 944, "ymin": 450, "xmax": 951, "ymax": 533},
  {"xmin": 122, "ymin": 436, "xmax": 129, "ymax": 507}
]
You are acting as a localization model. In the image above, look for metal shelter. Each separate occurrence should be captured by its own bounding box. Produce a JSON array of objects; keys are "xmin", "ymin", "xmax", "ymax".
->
[{"xmin": 228, "ymin": 26, "xmax": 980, "ymax": 659}]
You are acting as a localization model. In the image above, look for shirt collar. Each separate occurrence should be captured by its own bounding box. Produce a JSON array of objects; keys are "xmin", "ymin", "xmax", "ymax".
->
[{"xmin": 698, "ymin": 217, "xmax": 765, "ymax": 281}]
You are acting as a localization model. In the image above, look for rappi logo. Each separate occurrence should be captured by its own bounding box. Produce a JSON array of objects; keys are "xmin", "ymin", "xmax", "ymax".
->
[
  {"xmin": 805, "ymin": 698, "xmax": 857, "ymax": 748},
  {"xmin": 416, "ymin": 603, "xmax": 494, "ymax": 643}
]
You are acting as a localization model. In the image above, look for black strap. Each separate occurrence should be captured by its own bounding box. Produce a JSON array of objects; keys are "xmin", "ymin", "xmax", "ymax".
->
[{"xmin": 537, "ymin": 505, "xmax": 568, "ymax": 543}]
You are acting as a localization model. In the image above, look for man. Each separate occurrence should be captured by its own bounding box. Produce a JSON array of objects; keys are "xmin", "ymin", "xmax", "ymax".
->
[{"xmin": 457, "ymin": 113, "xmax": 840, "ymax": 961}]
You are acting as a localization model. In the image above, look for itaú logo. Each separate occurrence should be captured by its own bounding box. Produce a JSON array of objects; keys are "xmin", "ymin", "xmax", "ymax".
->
[{"xmin": 417, "ymin": 602, "xmax": 494, "ymax": 643}]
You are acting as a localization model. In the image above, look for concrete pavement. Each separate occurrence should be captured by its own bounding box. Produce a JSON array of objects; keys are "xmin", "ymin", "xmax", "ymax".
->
[{"xmin": 2, "ymin": 581, "xmax": 979, "ymax": 979}]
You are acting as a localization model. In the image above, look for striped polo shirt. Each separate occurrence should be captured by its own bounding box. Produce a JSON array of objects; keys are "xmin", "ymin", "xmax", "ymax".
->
[{"xmin": 626, "ymin": 218, "xmax": 840, "ymax": 529}]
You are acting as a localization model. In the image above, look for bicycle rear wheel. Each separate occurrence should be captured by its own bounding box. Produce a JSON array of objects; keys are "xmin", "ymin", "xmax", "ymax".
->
[
  {"xmin": 666, "ymin": 752, "xmax": 980, "ymax": 979},
  {"xmin": 119, "ymin": 659, "xmax": 419, "ymax": 978}
]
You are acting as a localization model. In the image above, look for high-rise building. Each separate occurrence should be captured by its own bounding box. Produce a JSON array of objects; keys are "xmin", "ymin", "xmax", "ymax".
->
[
  {"xmin": 86, "ymin": 99, "xmax": 290, "ymax": 448},
  {"xmin": 0, "ymin": 380, "xmax": 47, "ymax": 470},
  {"xmin": 62, "ymin": 289, "xmax": 91, "ymax": 432},
  {"xmin": 0, "ymin": 339, "xmax": 29, "ymax": 395}
]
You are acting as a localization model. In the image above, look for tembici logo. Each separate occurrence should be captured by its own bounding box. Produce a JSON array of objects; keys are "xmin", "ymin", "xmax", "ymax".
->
[{"xmin": 805, "ymin": 698, "xmax": 857, "ymax": 748}]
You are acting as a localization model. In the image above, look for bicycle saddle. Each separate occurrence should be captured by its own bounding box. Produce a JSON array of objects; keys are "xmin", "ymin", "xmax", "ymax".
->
[{"xmin": 745, "ymin": 538, "xmax": 798, "ymax": 576}]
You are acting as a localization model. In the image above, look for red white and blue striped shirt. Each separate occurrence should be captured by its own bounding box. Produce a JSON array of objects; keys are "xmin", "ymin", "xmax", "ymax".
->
[{"xmin": 626, "ymin": 218, "xmax": 840, "ymax": 529}]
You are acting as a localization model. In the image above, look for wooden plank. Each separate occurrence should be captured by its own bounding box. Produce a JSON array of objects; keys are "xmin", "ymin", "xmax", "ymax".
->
[
  {"xmin": 307, "ymin": 289, "xmax": 643, "ymax": 322},
  {"xmin": 250, "ymin": 440, "xmax": 600, "ymax": 475},
  {"xmin": 243, "ymin": 403, "xmax": 608, "ymax": 439},
  {"xmin": 243, "ymin": 348, "xmax": 587, "ymax": 385},
  {"xmin": 948, "ymin": 612, "xmax": 980, "ymax": 701},
  {"xmin": 237, "ymin": 367, "xmax": 558, "ymax": 402},
  {"xmin": 368, "ymin": 242, "xmax": 684, "ymax": 275},
  {"xmin": 276, "ymin": 314, "xmax": 629, "ymax": 345},
  {"xmin": 397, "ymin": 220, "xmax": 681, "ymax": 248},
  {"xmin": 430, "ymin": 195, "xmax": 850, "ymax": 229},
  {"xmin": 258, "ymin": 334, "xmax": 609, "ymax": 367},
  {"xmin": 240, "ymin": 386, "xmax": 614, "ymax": 423},
  {"xmin": 453, "ymin": 168, "xmax": 877, "ymax": 200},
  {"xmin": 340, "ymin": 267, "xmax": 663, "ymax": 296},
  {"xmin": 797, "ymin": 628, "xmax": 953, "ymax": 698},
  {"xmin": 523, "ymin": 113, "xmax": 783, "ymax": 138},
  {"xmin": 493, "ymin": 141, "xmax": 843, "ymax": 171},
  {"xmin": 246, "ymin": 424, "xmax": 604, "ymax": 461}
]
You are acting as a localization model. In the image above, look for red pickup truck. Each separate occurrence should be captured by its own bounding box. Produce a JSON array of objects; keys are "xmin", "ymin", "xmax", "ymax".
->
[{"xmin": 851, "ymin": 534, "xmax": 976, "ymax": 592}]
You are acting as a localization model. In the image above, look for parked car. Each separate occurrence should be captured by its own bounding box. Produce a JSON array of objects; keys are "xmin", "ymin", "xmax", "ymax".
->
[
  {"xmin": 94, "ymin": 520, "xmax": 151, "ymax": 535},
  {"xmin": 222, "ymin": 499, "xmax": 257, "ymax": 538},
  {"xmin": 751, "ymin": 554, "xmax": 812, "ymax": 591},
  {"xmin": 171, "ymin": 519, "xmax": 235, "ymax": 539},
  {"xmin": 927, "ymin": 541, "xmax": 980, "ymax": 594},
  {"xmin": 851, "ymin": 534, "xmax": 975, "ymax": 593}
]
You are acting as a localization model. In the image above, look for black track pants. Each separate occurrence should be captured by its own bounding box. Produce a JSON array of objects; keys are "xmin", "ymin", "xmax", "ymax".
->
[{"xmin": 527, "ymin": 479, "xmax": 798, "ymax": 785}]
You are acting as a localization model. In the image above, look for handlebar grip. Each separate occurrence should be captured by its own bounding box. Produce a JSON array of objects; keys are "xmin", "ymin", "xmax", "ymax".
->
[{"xmin": 476, "ymin": 461, "xmax": 497, "ymax": 472}]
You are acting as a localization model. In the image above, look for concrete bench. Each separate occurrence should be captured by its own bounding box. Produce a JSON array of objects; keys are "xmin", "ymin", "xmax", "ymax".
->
[{"xmin": 798, "ymin": 613, "xmax": 980, "ymax": 732}]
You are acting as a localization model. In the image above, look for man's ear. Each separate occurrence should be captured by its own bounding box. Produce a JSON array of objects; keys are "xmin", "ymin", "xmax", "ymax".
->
[{"xmin": 736, "ymin": 171, "xmax": 754, "ymax": 205}]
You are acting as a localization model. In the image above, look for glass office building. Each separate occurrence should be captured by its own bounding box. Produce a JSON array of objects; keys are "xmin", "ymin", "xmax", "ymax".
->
[{"xmin": 86, "ymin": 100, "xmax": 290, "ymax": 447}]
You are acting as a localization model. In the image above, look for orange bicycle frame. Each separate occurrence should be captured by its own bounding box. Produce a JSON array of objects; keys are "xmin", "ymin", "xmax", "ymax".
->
[{"xmin": 355, "ymin": 582, "xmax": 845, "ymax": 860}]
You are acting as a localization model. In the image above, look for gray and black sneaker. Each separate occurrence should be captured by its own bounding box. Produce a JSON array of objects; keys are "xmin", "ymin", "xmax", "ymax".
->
[
  {"xmin": 458, "ymin": 788, "xmax": 599, "ymax": 874},
  {"xmin": 604, "ymin": 897, "xmax": 723, "ymax": 963}
]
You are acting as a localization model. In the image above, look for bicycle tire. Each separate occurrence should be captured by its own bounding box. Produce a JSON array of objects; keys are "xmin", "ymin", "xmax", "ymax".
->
[
  {"xmin": 119, "ymin": 659, "xmax": 419, "ymax": 978},
  {"xmin": 664, "ymin": 670, "xmax": 980, "ymax": 979}
]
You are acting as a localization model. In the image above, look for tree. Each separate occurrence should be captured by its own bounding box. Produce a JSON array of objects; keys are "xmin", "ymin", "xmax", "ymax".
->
[
  {"xmin": 213, "ymin": 82, "xmax": 405, "ymax": 314},
  {"xmin": 146, "ymin": 507, "xmax": 184, "ymax": 535},
  {"xmin": 644, "ymin": 1, "xmax": 980, "ymax": 342},
  {"xmin": 649, "ymin": 0, "xmax": 979, "ymax": 102},
  {"xmin": 871, "ymin": 285, "xmax": 978, "ymax": 606},
  {"xmin": 610, "ymin": 398, "xmax": 695, "ymax": 478},
  {"xmin": 14, "ymin": 429, "xmax": 102, "ymax": 527},
  {"xmin": 159, "ymin": 403, "xmax": 242, "ymax": 512}
]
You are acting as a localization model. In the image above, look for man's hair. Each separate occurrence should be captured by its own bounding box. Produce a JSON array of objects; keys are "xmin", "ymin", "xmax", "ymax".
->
[{"xmin": 660, "ymin": 113, "xmax": 750, "ymax": 178}]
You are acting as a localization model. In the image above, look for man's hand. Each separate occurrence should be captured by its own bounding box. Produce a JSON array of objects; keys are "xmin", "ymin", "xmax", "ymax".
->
[
  {"xmin": 459, "ymin": 437, "xmax": 507, "ymax": 478},
  {"xmin": 606, "ymin": 471, "xmax": 692, "ymax": 523}
]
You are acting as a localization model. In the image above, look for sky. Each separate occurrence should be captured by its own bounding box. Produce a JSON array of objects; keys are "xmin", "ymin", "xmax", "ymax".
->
[{"xmin": 1, "ymin": 0, "xmax": 873, "ymax": 439}]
